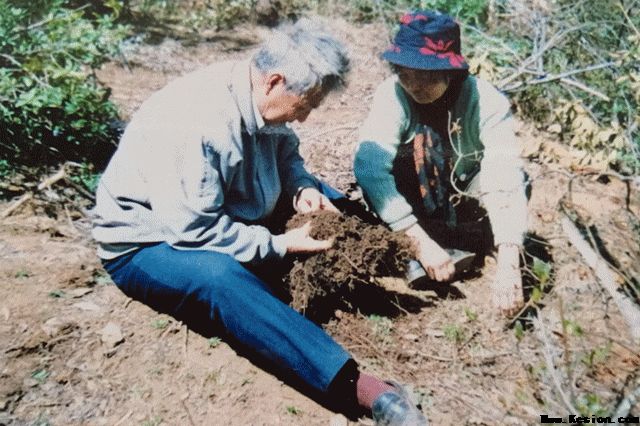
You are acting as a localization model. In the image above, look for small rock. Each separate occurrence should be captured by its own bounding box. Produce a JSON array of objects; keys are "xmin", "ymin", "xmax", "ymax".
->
[
  {"xmin": 41, "ymin": 317, "xmax": 76, "ymax": 337},
  {"xmin": 100, "ymin": 322, "xmax": 124, "ymax": 348},
  {"xmin": 23, "ymin": 377, "xmax": 39, "ymax": 388},
  {"xmin": 424, "ymin": 329, "xmax": 444, "ymax": 337},
  {"xmin": 539, "ymin": 212, "xmax": 555, "ymax": 223},
  {"xmin": 330, "ymin": 414, "xmax": 348, "ymax": 426},
  {"xmin": 403, "ymin": 333, "xmax": 419, "ymax": 341}
]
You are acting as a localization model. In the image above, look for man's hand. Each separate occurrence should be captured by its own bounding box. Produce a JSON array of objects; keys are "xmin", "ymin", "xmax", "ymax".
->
[
  {"xmin": 491, "ymin": 244, "xmax": 524, "ymax": 315},
  {"xmin": 282, "ymin": 221, "xmax": 334, "ymax": 254},
  {"xmin": 405, "ymin": 223, "xmax": 454, "ymax": 282},
  {"xmin": 294, "ymin": 187, "xmax": 340, "ymax": 214}
]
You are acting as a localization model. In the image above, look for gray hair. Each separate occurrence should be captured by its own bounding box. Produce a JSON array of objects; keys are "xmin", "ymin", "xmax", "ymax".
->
[{"xmin": 252, "ymin": 18, "xmax": 350, "ymax": 95}]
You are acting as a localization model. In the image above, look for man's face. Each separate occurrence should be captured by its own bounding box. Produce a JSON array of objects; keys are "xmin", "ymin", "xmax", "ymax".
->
[
  {"xmin": 396, "ymin": 67, "xmax": 450, "ymax": 104},
  {"xmin": 259, "ymin": 76, "xmax": 326, "ymax": 124}
]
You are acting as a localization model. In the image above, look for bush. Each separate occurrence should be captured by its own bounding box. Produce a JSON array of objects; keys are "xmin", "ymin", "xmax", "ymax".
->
[
  {"xmin": 463, "ymin": 0, "xmax": 639, "ymax": 173},
  {"xmin": 344, "ymin": 0, "xmax": 488, "ymax": 25},
  {"xmin": 0, "ymin": 0, "xmax": 127, "ymax": 168}
]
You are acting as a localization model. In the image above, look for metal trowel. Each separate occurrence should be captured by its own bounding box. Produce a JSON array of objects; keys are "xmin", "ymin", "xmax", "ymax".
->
[{"xmin": 405, "ymin": 248, "xmax": 476, "ymax": 284}]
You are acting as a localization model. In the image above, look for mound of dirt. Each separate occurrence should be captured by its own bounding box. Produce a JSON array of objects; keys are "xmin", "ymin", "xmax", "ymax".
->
[{"xmin": 284, "ymin": 211, "xmax": 415, "ymax": 314}]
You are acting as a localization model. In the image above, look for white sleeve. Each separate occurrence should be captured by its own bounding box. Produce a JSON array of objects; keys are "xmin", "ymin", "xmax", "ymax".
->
[{"xmin": 476, "ymin": 80, "xmax": 528, "ymax": 246}]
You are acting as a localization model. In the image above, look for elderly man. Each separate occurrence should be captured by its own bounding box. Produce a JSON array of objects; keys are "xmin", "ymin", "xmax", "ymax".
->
[{"xmin": 92, "ymin": 20, "xmax": 426, "ymax": 426}]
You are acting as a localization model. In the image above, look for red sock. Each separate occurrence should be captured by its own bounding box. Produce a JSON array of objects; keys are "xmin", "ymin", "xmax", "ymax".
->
[{"xmin": 356, "ymin": 373, "xmax": 395, "ymax": 409}]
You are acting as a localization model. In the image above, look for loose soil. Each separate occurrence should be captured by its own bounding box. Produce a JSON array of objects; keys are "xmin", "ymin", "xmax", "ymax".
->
[
  {"xmin": 284, "ymin": 211, "xmax": 413, "ymax": 318},
  {"xmin": 1, "ymin": 18, "xmax": 639, "ymax": 426}
]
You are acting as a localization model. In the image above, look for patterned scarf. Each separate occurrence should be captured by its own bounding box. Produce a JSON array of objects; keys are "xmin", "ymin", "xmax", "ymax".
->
[
  {"xmin": 412, "ymin": 125, "xmax": 457, "ymax": 227},
  {"xmin": 409, "ymin": 74, "xmax": 468, "ymax": 228}
]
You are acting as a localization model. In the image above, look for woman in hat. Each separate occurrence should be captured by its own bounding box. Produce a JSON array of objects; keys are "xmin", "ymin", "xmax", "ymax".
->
[{"xmin": 354, "ymin": 10, "xmax": 528, "ymax": 314}]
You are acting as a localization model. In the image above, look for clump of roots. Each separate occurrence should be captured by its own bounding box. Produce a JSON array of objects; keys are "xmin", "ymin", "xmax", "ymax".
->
[{"xmin": 284, "ymin": 211, "xmax": 415, "ymax": 315}]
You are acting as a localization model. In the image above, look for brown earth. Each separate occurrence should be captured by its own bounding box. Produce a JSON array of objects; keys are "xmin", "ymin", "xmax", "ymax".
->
[
  {"xmin": 1, "ymin": 18, "xmax": 640, "ymax": 426},
  {"xmin": 284, "ymin": 211, "xmax": 413, "ymax": 318}
]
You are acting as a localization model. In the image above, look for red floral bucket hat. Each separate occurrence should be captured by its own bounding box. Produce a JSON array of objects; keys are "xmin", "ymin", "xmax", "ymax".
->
[{"xmin": 382, "ymin": 11, "xmax": 468, "ymax": 71}]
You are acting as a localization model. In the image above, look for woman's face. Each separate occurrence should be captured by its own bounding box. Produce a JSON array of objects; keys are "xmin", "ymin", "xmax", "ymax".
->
[{"xmin": 396, "ymin": 67, "xmax": 450, "ymax": 104}]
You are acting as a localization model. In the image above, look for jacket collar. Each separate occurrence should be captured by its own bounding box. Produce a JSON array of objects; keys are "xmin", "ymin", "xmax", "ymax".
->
[{"xmin": 228, "ymin": 59, "xmax": 261, "ymax": 135}]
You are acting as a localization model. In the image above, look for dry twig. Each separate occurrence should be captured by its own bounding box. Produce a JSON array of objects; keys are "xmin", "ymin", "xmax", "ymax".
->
[
  {"xmin": 506, "ymin": 62, "xmax": 615, "ymax": 93},
  {"xmin": 560, "ymin": 214, "xmax": 640, "ymax": 342},
  {"xmin": 180, "ymin": 398, "xmax": 197, "ymax": 426},
  {"xmin": 534, "ymin": 314, "xmax": 579, "ymax": 414},
  {"xmin": 499, "ymin": 24, "xmax": 590, "ymax": 89},
  {"xmin": 559, "ymin": 77, "xmax": 611, "ymax": 102},
  {"xmin": 37, "ymin": 165, "xmax": 66, "ymax": 190},
  {"xmin": 613, "ymin": 381, "xmax": 640, "ymax": 419},
  {"xmin": 0, "ymin": 193, "xmax": 33, "ymax": 219},
  {"xmin": 183, "ymin": 324, "xmax": 189, "ymax": 361},
  {"xmin": 113, "ymin": 410, "xmax": 133, "ymax": 426}
]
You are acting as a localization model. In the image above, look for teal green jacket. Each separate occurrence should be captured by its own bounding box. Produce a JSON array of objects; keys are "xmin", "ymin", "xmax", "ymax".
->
[{"xmin": 354, "ymin": 75, "xmax": 527, "ymax": 245}]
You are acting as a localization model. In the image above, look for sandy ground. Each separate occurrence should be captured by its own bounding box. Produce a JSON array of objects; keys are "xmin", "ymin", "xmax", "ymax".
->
[{"xmin": 1, "ymin": 19, "xmax": 639, "ymax": 426}]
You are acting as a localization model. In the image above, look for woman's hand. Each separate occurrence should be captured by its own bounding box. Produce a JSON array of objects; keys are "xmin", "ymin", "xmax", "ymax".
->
[
  {"xmin": 405, "ymin": 223, "xmax": 454, "ymax": 282},
  {"xmin": 491, "ymin": 244, "xmax": 524, "ymax": 315},
  {"xmin": 294, "ymin": 187, "xmax": 340, "ymax": 214},
  {"xmin": 281, "ymin": 221, "xmax": 334, "ymax": 254}
]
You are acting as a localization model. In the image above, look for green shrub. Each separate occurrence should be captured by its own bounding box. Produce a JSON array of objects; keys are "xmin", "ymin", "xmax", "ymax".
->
[
  {"xmin": 328, "ymin": 0, "xmax": 487, "ymax": 26},
  {"xmin": 0, "ymin": 159, "xmax": 9, "ymax": 180},
  {"xmin": 464, "ymin": 0, "xmax": 639, "ymax": 173},
  {"xmin": 0, "ymin": 0, "xmax": 127, "ymax": 168}
]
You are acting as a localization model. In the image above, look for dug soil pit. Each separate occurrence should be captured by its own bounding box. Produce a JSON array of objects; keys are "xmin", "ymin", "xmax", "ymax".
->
[{"xmin": 284, "ymin": 211, "xmax": 415, "ymax": 318}]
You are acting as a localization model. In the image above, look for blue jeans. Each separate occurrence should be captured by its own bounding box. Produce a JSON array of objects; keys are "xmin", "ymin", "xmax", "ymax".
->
[{"xmin": 102, "ymin": 182, "xmax": 353, "ymax": 394}]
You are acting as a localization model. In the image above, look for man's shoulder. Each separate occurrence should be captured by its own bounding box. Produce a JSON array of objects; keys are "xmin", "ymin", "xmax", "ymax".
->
[
  {"xmin": 369, "ymin": 74, "xmax": 409, "ymax": 116},
  {"xmin": 155, "ymin": 60, "xmax": 237, "ymax": 100},
  {"xmin": 374, "ymin": 75, "xmax": 402, "ymax": 98},
  {"xmin": 132, "ymin": 60, "xmax": 242, "ymax": 128}
]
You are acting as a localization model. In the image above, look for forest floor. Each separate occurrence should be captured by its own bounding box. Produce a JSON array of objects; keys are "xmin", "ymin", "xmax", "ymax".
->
[{"xmin": 1, "ymin": 19, "xmax": 639, "ymax": 426}]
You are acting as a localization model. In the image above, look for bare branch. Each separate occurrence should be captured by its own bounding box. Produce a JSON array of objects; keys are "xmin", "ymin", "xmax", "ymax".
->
[
  {"xmin": 498, "ymin": 24, "xmax": 591, "ymax": 89},
  {"xmin": 560, "ymin": 214, "xmax": 640, "ymax": 342},
  {"xmin": 505, "ymin": 62, "xmax": 616, "ymax": 92},
  {"xmin": 25, "ymin": 4, "xmax": 91, "ymax": 31},
  {"xmin": 37, "ymin": 166, "xmax": 66, "ymax": 191},
  {"xmin": 0, "ymin": 193, "xmax": 33, "ymax": 219},
  {"xmin": 618, "ymin": 1, "xmax": 640, "ymax": 37},
  {"xmin": 559, "ymin": 77, "xmax": 611, "ymax": 102},
  {"xmin": 534, "ymin": 314, "xmax": 580, "ymax": 414}
]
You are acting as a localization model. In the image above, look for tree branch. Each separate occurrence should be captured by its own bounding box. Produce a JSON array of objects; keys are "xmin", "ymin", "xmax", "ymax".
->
[
  {"xmin": 559, "ymin": 77, "xmax": 611, "ymax": 102},
  {"xmin": 504, "ymin": 62, "xmax": 615, "ymax": 92},
  {"xmin": 560, "ymin": 214, "xmax": 640, "ymax": 342}
]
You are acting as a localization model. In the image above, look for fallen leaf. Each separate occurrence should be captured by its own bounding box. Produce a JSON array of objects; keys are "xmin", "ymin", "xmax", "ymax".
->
[{"xmin": 330, "ymin": 414, "xmax": 348, "ymax": 426}]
